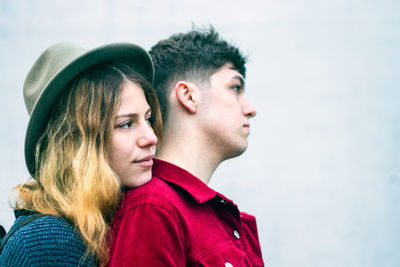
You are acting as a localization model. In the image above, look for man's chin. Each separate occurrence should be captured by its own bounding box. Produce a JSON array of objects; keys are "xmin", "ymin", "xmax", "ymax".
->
[{"xmin": 223, "ymin": 143, "xmax": 248, "ymax": 160}]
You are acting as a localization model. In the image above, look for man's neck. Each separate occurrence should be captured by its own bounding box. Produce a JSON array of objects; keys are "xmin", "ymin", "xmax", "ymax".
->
[{"xmin": 155, "ymin": 134, "xmax": 221, "ymax": 184}]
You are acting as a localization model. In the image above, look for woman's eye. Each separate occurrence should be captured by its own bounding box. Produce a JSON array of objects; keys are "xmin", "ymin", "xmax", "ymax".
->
[
  {"xmin": 145, "ymin": 116, "xmax": 153, "ymax": 125},
  {"xmin": 117, "ymin": 121, "xmax": 133, "ymax": 129}
]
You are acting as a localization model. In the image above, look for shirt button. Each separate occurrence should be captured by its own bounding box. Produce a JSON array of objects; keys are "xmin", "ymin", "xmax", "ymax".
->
[
  {"xmin": 225, "ymin": 262, "xmax": 233, "ymax": 267},
  {"xmin": 233, "ymin": 230, "xmax": 240, "ymax": 239}
]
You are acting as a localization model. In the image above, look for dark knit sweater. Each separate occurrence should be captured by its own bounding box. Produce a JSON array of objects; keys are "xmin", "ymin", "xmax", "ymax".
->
[{"xmin": 0, "ymin": 215, "xmax": 97, "ymax": 266}]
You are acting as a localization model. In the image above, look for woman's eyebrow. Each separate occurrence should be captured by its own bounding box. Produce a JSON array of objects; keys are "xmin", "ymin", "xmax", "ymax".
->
[
  {"xmin": 114, "ymin": 113, "xmax": 138, "ymax": 120},
  {"xmin": 115, "ymin": 108, "xmax": 151, "ymax": 119}
]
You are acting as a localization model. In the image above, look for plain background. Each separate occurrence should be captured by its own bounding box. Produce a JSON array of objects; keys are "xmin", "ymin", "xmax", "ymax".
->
[{"xmin": 1, "ymin": 0, "xmax": 399, "ymax": 266}]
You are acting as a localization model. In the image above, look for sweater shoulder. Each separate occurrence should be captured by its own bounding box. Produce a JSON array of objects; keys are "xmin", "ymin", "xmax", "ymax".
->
[{"xmin": 0, "ymin": 215, "xmax": 95, "ymax": 266}]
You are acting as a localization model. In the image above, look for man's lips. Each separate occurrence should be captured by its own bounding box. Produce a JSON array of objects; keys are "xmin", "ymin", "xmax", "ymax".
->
[
  {"xmin": 243, "ymin": 123, "xmax": 250, "ymax": 129},
  {"xmin": 133, "ymin": 155, "xmax": 153, "ymax": 167}
]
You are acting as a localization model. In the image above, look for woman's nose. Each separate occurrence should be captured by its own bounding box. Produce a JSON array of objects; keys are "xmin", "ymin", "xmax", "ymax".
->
[{"xmin": 137, "ymin": 123, "xmax": 158, "ymax": 148}]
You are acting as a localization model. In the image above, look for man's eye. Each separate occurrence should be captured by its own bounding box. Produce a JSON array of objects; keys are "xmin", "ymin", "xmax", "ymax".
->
[
  {"xmin": 117, "ymin": 121, "xmax": 133, "ymax": 129},
  {"xmin": 232, "ymin": 85, "xmax": 242, "ymax": 93}
]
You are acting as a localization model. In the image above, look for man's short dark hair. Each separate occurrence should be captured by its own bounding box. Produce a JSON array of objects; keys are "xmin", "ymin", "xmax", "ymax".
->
[{"xmin": 149, "ymin": 26, "xmax": 247, "ymax": 123}]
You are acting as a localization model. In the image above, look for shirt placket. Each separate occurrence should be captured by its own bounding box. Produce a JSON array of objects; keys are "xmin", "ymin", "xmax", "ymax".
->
[{"xmin": 214, "ymin": 196, "xmax": 245, "ymax": 266}]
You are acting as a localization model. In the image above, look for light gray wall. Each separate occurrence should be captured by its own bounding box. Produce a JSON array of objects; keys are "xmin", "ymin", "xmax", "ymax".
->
[{"xmin": 1, "ymin": 0, "xmax": 399, "ymax": 266}]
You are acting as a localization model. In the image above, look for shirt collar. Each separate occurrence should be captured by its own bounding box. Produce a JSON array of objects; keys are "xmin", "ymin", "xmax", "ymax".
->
[{"xmin": 152, "ymin": 159, "xmax": 217, "ymax": 204}]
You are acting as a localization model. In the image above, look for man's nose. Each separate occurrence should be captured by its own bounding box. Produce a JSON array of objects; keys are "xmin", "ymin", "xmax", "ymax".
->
[{"xmin": 242, "ymin": 96, "xmax": 257, "ymax": 118}]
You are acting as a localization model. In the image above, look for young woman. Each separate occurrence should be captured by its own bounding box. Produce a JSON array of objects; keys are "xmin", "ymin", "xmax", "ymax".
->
[{"xmin": 0, "ymin": 42, "xmax": 162, "ymax": 266}]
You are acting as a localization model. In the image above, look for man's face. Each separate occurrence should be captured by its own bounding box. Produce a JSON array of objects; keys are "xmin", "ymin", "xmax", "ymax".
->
[{"xmin": 198, "ymin": 63, "xmax": 256, "ymax": 160}]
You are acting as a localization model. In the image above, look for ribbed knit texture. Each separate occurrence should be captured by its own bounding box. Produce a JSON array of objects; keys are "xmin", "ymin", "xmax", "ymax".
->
[{"xmin": 0, "ymin": 215, "xmax": 97, "ymax": 266}]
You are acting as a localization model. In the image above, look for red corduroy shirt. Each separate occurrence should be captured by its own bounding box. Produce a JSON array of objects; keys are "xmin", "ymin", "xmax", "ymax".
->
[{"xmin": 108, "ymin": 159, "xmax": 264, "ymax": 267}]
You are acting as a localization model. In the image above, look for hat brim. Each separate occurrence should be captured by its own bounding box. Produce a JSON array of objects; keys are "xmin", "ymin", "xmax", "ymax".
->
[{"xmin": 24, "ymin": 43, "xmax": 154, "ymax": 176}]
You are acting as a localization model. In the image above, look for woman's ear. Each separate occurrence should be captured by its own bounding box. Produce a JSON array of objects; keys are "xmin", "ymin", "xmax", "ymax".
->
[{"xmin": 174, "ymin": 81, "xmax": 199, "ymax": 113}]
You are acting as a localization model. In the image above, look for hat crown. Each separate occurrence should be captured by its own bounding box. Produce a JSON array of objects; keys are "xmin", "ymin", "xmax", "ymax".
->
[{"xmin": 23, "ymin": 42, "xmax": 86, "ymax": 115}]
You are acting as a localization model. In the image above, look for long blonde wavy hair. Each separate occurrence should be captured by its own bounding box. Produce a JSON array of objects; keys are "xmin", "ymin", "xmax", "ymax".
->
[{"xmin": 13, "ymin": 62, "xmax": 163, "ymax": 265}]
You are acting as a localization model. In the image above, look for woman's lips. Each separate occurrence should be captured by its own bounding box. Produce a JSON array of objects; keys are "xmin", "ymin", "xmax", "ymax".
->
[{"xmin": 133, "ymin": 155, "xmax": 153, "ymax": 167}]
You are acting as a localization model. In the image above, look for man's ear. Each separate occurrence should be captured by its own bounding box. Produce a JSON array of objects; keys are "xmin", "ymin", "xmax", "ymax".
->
[{"xmin": 174, "ymin": 81, "xmax": 199, "ymax": 113}]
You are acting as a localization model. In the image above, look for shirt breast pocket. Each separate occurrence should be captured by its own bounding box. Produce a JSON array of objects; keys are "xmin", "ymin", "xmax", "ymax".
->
[{"xmin": 188, "ymin": 241, "xmax": 246, "ymax": 267}]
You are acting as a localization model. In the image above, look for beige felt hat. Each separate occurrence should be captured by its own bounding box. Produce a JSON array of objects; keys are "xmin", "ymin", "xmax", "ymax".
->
[{"xmin": 23, "ymin": 42, "xmax": 154, "ymax": 176}]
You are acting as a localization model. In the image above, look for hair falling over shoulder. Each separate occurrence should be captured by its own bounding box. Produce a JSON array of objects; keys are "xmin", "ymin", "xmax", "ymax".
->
[{"xmin": 13, "ymin": 62, "xmax": 162, "ymax": 266}]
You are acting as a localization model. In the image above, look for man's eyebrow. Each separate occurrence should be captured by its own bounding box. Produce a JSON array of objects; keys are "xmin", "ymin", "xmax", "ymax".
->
[{"xmin": 232, "ymin": 75, "xmax": 245, "ymax": 87}]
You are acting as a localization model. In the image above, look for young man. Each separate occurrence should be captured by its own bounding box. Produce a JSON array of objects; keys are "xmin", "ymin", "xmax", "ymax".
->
[{"xmin": 108, "ymin": 28, "xmax": 264, "ymax": 266}]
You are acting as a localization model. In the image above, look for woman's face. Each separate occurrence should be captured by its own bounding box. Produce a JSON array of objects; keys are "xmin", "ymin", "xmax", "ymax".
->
[{"xmin": 108, "ymin": 80, "xmax": 158, "ymax": 188}]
